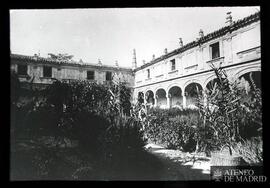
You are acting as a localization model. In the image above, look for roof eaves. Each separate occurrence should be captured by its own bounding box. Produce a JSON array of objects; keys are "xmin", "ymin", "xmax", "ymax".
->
[
  {"xmin": 11, "ymin": 53, "xmax": 132, "ymax": 71},
  {"xmin": 134, "ymin": 11, "xmax": 260, "ymax": 72}
]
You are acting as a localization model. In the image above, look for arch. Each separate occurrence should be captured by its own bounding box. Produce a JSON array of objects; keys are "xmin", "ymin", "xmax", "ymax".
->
[
  {"xmin": 184, "ymin": 82, "xmax": 203, "ymax": 95},
  {"xmin": 183, "ymin": 79, "xmax": 203, "ymax": 92},
  {"xmin": 203, "ymin": 74, "xmax": 217, "ymax": 89},
  {"xmin": 145, "ymin": 89, "xmax": 154, "ymax": 95},
  {"xmin": 205, "ymin": 78, "xmax": 219, "ymax": 94},
  {"xmin": 154, "ymin": 87, "xmax": 166, "ymax": 95},
  {"xmin": 135, "ymin": 90, "xmax": 144, "ymax": 98},
  {"xmin": 235, "ymin": 70, "xmax": 261, "ymax": 106},
  {"xmin": 238, "ymin": 71, "xmax": 261, "ymax": 92},
  {"xmin": 145, "ymin": 90, "xmax": 155, "ymax": 105},
  {"xmin": 155, "ymin": 88, "xmax": 166, "ymax": 97},
  {"xmin": 137, "ymin": 91, "xmax": 144, "ymax": 104},
  {"xmin": 144, "ymin": 87, "xmax": 152, "ymax": 95},
  {"xmin": 167, "ymin": 84, "xmax": 183, "ymax": 94},
  {"xmin": 233, "ymin": 66, "xmax": 261, "ymax": 81},
  {"xmin": 168, "ymin": 86, "xmax": 183, "ymax": 108},
  {"xmin": 234, "ymin": 65, "xmax": 261, "ymax": 92},
  {"xmin": 184, "ymin": 82, "xmax": 203, "ymax": 108},
  {"xmin": 155, "ymin": 88, "xmax": 167, "ymax": 108}
]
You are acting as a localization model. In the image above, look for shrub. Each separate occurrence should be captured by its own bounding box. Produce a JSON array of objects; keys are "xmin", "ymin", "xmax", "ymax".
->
[
  {"xmin": 143, "ymin": 108, "xmax": 199, "ymax": 152},
  {"xmin": 196, "ymin": 65, "xmax": 262, "ymax": 159},
  {"xmin": 14, "ymin": 80, "xmax": 132, "ymax": 138},
  {"xmin": 233, "ymin": 137, "xmax": 263, "ymax": 165},
  {"xmin": 99, "ymin": 116, "xmax": 146, "ymax": 165},
  {"xmin": 12, "ymin": 79, "xmax": 147, "ymax": 179}
]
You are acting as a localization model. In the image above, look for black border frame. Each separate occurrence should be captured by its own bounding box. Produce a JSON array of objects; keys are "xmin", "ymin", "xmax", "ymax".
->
[{"xmin": 2, "ymin": 0, "xmax": 269, "ymax": 187}]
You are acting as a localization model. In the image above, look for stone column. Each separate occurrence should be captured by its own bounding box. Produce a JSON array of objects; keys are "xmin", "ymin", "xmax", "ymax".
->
[
  {"xmin": 167, "ymin": 93, "xmax": 171, "ymax": 109},
  {"xmin": 154, "ymin": 94, "xmax": 157, "ymax": 107},
  {"xmin": 183, "ymin": 92, "xmax": 187, "ymax": 108},
  {"xmin": 144, "ymin": 93, "xmax": 147, "ymax": 106}
]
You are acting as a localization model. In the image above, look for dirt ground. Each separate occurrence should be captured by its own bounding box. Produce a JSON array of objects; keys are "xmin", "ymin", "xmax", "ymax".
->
[
  {"xmin": 145, "ymin": 143, "xmax": 211, "ymax": 181},
  {"xmin": 10, "ymin": 137, "xmax": 211, "ymax": 181}
]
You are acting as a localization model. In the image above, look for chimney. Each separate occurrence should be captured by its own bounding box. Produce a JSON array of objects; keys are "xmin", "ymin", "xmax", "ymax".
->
[
  {"xmin": 226, "ymin": 12, "xmax": 233, "ymax": 26},
  {"xmin": 115, "ymin": 60, "xmax": 119, "ymax": 67},
  {"xmin": 152, "ymin": 54, "xmax": 155, "ymax": 60},
  {"xmin": 199, "ymin": 29, "xmax": 204, "ymax": 38},
  {"xmin": 33, "ymin": 53, "xmax": 39, "ymax": 60},
  {"xmin": 142, "ymin": 60, "xmax": 146, "ymax": 65},
  {"xmin": 179, "ymin": 38, "xmax": 183, "ymax": 47},
  {"xmin": 164, "ymin": 48, "xmax": 168, "ymax": 55},
  {"xmin": 98, "ymin": 59, "xmax": 102, "ymax": 66},
  {"xmin": 132, "ymin": 49, "xmax": 137, "ymax": 70}
]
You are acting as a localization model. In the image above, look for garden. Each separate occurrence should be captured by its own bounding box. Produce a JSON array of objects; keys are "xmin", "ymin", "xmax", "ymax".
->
[
  {"xmin": 10, "ymin": 65, "xmax": 263, "ymax": 180},
  {"xmin": 10, "ymin": 72, "xmax": 163, "ymax": 180},
  {"xmin": 143, "ymin": 66, "xmax": 262, "ymax": 166}
]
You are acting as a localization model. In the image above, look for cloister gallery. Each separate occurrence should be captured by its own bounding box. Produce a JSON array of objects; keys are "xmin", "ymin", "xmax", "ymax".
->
[
  {"xmin": 11, "ymin": 11, "xmax": 261, "ymax": 109},
  {"xmin": 133, "ymin": 11, "xmax": 261, "ymax": 109}
]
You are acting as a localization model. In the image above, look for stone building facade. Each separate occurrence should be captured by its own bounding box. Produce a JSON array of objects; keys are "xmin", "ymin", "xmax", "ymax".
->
[
  {"xmin": 10, "ymin": 54, "xmax": 134, "ymax": 90},
  {"xmin": 133, "ymin": 11, "xmax": 261, "ymax": 109},
  {"xmin": 11, "ymin": 11, "xmax": 261, "ymax": 109}
]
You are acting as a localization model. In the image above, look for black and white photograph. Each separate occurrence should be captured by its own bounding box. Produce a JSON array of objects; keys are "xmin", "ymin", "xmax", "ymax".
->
[{"xmin": 10, "ymin": 6, "xmax": 264, "ymax": 181}]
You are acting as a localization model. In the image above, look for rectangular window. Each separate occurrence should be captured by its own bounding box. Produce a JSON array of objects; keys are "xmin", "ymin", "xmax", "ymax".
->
[
  {"xmin": 147, "ymin": 69, "xmax": 150, "ymax": 79},
  {"xmin": 43, "ymin": 66, "xmax": 52, "ymax": 77},
  {"xmin": 106, "ymin": 71, "xmax": 112, "ymax": 81},
  {"xmin": 87, "ymin": 71, "xmax": 95, "ymax": 80},
  {"xmin": 170, "ymin": 59, "xmax": 176, "ymax": 71},
  {"xmin": 17, "ymin": 64, "xmax": 28, "ymax": 75},
  {"xmin": 210, "ymin": 42, "xmax": 220, "ymax": 59}
]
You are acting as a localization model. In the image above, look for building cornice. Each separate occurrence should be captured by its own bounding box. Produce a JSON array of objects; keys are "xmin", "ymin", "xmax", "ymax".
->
[
  {"xmin": 10, "ymin": 53, "xmax": 133, "ymax": 73},
  {"xmin": 134, "ymin": 11, "xmax": 260, "ymax": 72},
  {"xmin": 134, "ymin": 57, "xmax": 261, "ymax": 89}
]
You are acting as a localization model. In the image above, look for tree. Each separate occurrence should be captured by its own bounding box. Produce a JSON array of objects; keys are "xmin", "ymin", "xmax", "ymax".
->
[{"xmin": 48, "ymin": 53, "xmax": 74, "ymax": 62}]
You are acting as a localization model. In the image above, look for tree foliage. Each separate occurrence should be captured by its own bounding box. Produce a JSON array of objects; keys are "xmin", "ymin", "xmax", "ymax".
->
[
  {"xmin": 48, "ymin": 53, "xmax": 74, "ymax": 62},
  {"xmin": 196, "ymin": 64, "xmax": 262, "ymax": 153}
]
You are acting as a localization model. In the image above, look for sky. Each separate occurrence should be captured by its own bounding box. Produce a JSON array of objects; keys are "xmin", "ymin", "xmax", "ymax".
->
[{"xmin": 10, "ymin": 7, "xmax": 260, "ymax": 68}]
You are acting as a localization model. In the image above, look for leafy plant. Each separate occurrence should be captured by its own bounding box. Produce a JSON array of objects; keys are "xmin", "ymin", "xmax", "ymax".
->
[
  {"xmin": 196, "ymin": 64, "xmax": 262, "ymax": 157},
  {"xmin": 233, "ymin": 137, "xmax": 263, "ymax": 165},
  {"xmin": 11, "ymin": 78, "xmax": 147, "ymax": 179},
  {"xmin": 143, "ymin": 108, "xmax": 200, "ymax": 152}
]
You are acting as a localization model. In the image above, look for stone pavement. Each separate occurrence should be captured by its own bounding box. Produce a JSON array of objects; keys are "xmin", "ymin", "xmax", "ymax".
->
[{"xmin": 145, "ymin": 143, "xmax": 211, "ymax": 180}]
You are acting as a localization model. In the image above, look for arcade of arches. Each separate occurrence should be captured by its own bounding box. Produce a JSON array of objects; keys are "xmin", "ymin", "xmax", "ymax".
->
[{"xmin": 136, "ymin": 71, "xmax": 261, "ymax": 109}]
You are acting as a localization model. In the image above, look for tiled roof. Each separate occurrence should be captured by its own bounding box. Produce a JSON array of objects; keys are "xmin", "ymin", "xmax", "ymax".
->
[
  {"xmin": 10, "ymin": 54, "xmax": 132, "ymax": 72},
  {"xmin": 136, "ymin": 11, "xmax": 260, "ymax": 71}
]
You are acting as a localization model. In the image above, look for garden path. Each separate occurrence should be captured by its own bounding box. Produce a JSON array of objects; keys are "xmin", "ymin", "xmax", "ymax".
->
[{"xmin": 145, "ymin": 143, "xmax": 211, "ymax": 180}]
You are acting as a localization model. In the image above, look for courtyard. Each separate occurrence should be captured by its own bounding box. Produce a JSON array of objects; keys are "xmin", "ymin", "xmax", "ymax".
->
[{"xmin": 10, "ymin": 7, "xmax": 263, "ymax": 181}]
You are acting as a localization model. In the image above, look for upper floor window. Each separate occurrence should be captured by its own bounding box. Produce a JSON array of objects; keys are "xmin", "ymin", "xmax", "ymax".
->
[
  {"xmin": 17, "ymin": 64, "xmax": 28, "ymax": 75},
  {"xmin": 43, "ymin": 66, "xmax": 52, "ymax": 77},
  {"xmin": 147, "ymin": 69, "xmax": 150, "ymax": 79},
  {"xmin": 87, "ymin": 70, "xmax": 95, "ymax": 80},
  {"xmin": 170, "ymin": 59, "xmax": 176, "ymax": 71},
  {"xmin": 106, "ymin": 71, "xmax": 112, "ymax": 81},
  {"xmin": 210, "ymin": 42, "xmax": 220, "ymax": 59}
]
